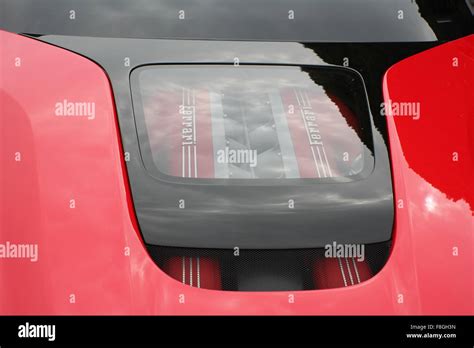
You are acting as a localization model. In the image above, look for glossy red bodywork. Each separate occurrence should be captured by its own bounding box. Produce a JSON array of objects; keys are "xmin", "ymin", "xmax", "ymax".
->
[{"xmin": 0, "ymin": 31, "xmax": 472, "ymax": 314}]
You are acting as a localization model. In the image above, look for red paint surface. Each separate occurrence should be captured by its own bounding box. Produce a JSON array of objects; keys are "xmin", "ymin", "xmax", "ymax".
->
[{"xmin": 0, "ymin": 31, "xmax": 472, "ymax": 314}]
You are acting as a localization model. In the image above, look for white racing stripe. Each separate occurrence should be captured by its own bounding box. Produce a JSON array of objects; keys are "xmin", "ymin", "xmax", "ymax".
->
[
  {"xmin": 194, "ymin": 145, "xmax": 198, "ymax": 178},
  {"xmin": 192, "ymin": 90, "xmax": 197, "ymax": 178},
  {"xmin": 294, "ymin": 88, "xmax": 335, "ymax": 179},
  {"xmin": 298, "ymin": 104, "xmax": 322, "ymax": 178},
  {"xmin": 197, "ymin": 257, "xmax": 201, "ymax": 288},
  {"xmin": 352, "ymin": 257, "xmax": 361, "ymax": 284},
  {"xmin": 295, "ymin": 88, "xmax": 324, "ymax": 178},
  {"xmin": 301, "ymin": 90, "xmax": 311, "ymax": 107},
  {"xmin": 310, "ymin": 147, "xmax": 322, "ymax": 178},
  {"xmin": 345, "ymin": 258, "xmax": 354, "ymax": 285},
  {"xmin": 189, "ymin": 257, "xmax": 193, "ymax": 287},
  {"xmin": 316, "ymin": 146, "xmax": 327, "ymax": 178},
  {"xmin": 321, "ymin": 146, "xmax": 333, "ymax": 177},
  {"xmin": 188, "ymin": 146, "xmax": 191, "ymax": 177},
  {"xmin": 299, "ymin": 107, "xmax": 318, "ymax": 169},
  {"xmin": 337, "ymin": 257, "xmax": 348, "ymax": 287},
  {"xmin": 294, "ymin": 89, "xmax": 304, "ymax": 107},
  {"xmin": 181, "ymin": 87, "xmax": 186, "ymax": 178},
  {"xmin": 180, "ymin": 89, "xmax": 197, "ymax": 178},
  {"xmin": 269, "ymin": 92, "xmax": 300, "ymax": 178},
  {"xmin": 182, "ymin": 146, "xmax": 185, "ymax": 177}
]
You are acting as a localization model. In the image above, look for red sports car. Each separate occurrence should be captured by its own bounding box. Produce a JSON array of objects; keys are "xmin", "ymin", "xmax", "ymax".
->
[{"xmin": 0, "ymin": 0, "xmax": 472, "ymax": 320}]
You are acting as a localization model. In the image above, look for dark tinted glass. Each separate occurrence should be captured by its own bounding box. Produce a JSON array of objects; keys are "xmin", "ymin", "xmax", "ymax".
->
[
  {"xmin": 132, "ymin": 65, "xmax": 374, "ymax": 183},
  {"xmin": 0, "ymin": 0, "xmax": 437, "ymax": 42}
]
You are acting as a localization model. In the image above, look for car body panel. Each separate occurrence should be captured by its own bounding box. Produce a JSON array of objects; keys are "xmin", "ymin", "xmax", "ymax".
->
[{"xmin": 0, "ymin": 30, "xmax": 472, "ymax": 314}]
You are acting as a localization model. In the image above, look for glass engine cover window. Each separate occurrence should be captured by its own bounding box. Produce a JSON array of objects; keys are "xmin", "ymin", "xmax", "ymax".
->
[
  {"xmin": 133, "ymin": 65, "xmax": 373, "ymax": 182},
  {"xmin": 130, "ymin": 65, "xmax": 391, "ymax": 249}
]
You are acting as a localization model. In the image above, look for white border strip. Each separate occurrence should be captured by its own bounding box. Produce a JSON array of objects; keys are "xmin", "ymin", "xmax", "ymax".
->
[{"xmin": 269, "ymin": 92, "xmax": 300, "ymax": 178}]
